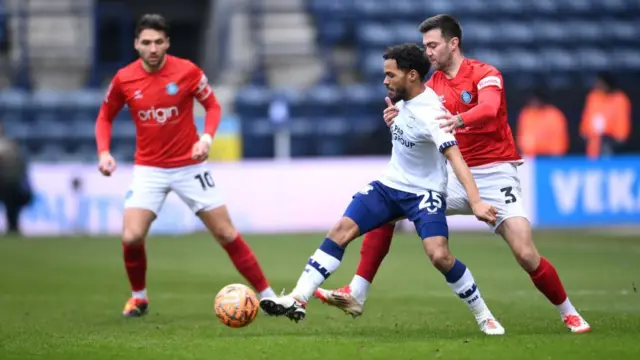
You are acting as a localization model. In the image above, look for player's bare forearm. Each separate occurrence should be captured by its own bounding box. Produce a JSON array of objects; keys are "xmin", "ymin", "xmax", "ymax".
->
[{"xmin": 443, "ymin": 146, "xmax": 481, "ymax": 204}]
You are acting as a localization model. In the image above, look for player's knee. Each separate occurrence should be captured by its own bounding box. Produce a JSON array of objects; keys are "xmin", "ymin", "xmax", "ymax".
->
[
  {"xmin": 327, "ymin": 217, "xmax": 360, "ymax": 247},
  {"xmin": 197, "ymin": 206, "xmax": 238, "ymax": 245},
  {"xmin": 430, "ymin": 250, "xmax": 455, "ymax": 273},
  {"xmin": 513, "ymin": 246, "xmax": 540, "ymax": 272},
  {"xmin": 122, "ymin": 208, "xmax": 155, "ymax": 245},
  {"xmin": 499, "ymin": 217, "xmax": 540, "ymax": 272},
  {"xmin": 122, "ymin": 228, "xmax": 146, "ymax": 246},
  {"xmin": 423, "ymin": 238, "xmax": 455, "ymax": 273},
  {"xmin": 211, "ymin": 226, "xmax": 238, "ymax": 245},
  {"xmin": 206, "ymin": 219, "xmax": 237, "ymax": 245}
]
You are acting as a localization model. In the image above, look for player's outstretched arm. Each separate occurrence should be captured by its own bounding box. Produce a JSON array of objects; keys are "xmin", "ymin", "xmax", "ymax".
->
[
  {"xmin": 95, "ymin": 75, "xmax": 125, "ymax": 176},
  {"xmin": 437, "ymin": 71, "xmax": 503, "ymax": 132},
  {"xmin": 443, "ymin": 146, "xmax": 497, "ymax": 224}
]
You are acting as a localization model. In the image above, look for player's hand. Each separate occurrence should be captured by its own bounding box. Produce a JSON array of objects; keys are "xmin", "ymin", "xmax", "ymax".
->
[
  {"xmin": 383, "ymin": 97, "xmax": 399, "ymax": 127},
  {"xmin": 470, "ymin": 200, "xmax": 497, "ymax": 225},
  {"xmin": 191, "ymin": 140, "xmax": 210, "ymax": 162},
  {"xmin": 436, "ymin": 112, "xmax": 463, "ymax": 134},
  {"xmin": 98, "ymin": 152, "xmax": 117, "ymax": 176}
]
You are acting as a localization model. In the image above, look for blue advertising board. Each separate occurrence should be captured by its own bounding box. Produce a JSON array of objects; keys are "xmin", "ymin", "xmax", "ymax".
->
[{"xmin": 535, "ymin": 156, "xmax": 640, "ymax": 227}]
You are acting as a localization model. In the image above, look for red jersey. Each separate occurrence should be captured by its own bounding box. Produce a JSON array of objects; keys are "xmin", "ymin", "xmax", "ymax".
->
[
  {"xmin": 426, "ymin": 58, "xmax": 521, "ymax": 168},
  {"xmin": 95, "ymin": 55, "xmax": 221, "ymax": 168}
]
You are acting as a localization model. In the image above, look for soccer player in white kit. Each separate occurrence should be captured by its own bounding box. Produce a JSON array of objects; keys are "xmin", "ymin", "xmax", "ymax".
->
[
  {"xmin": 316, "ymin": 15, "xmax": 590, "ymax": 334},
  {"xmin": 259, "ymin": 44, "xmax": 505, "ymax": 335}
]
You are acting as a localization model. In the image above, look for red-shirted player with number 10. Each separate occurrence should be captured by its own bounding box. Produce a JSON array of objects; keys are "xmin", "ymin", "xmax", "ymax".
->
[
  {"xmin": 95, "ymin": 14, "xmax": 276, "ymax": 317},
  {"xmin": 315, "ymin": 14, "xmax": 590, "ymax": 334}
]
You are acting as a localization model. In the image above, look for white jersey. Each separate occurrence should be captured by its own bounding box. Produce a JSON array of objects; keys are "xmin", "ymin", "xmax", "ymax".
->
[{"xmin": 378, "ymin": 88, "xmax": 457, "ymax": 195}]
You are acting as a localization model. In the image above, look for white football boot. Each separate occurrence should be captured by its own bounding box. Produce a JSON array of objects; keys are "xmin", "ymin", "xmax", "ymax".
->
[
  {"xmin": 260, "ymin": 292, "xmax": 307, "ymax": 322},
  {"xmin": 314, "ymin": 285, "xmax": 364, "ymax": 318},
  {"xmin": 478, "ymin": 317, "xmax": 505, "ymax": 335}
]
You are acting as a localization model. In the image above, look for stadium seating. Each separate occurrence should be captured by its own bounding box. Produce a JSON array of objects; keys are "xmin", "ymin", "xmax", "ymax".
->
[
  {"xmin": 0, "ymin": 88, "xmax": 112, "ymax": 162},
  {"xmin": 1, "ymin": 0, "xmax": 639, "ymax": 160},
  {"xmin": 0, "ymin": 0, "xmax": 6, "ymax": 46},
  {"xmin": 235, "ymin": 0, "xmax": 640, "ymax": 158}
]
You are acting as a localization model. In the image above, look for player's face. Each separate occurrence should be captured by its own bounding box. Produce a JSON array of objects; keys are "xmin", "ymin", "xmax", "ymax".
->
[
  {"xmin": 422, "ymin": 29, "xmax": 455, "ymax": 70},
  {"xmin": 383, "ymin": 59, "xmax": 410, "ymax": 102},
  {"xmin": 135, "ymin": 29, "xmax": 170, "ymax": 69}
]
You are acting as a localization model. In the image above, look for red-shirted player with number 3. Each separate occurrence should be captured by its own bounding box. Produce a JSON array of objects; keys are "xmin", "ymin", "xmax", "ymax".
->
[
  {"xmin": 95, "ymin": 14, "xmax": 276, "ymax": 317},
  {"xmin": 315, "ymin": 14, "xmax": 590, "ymax": 334}
]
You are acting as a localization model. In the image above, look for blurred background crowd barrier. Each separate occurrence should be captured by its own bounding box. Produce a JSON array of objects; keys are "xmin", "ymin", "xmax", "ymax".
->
[{"xmin": 0, "ymin": 0, "xmax": 638, "ymax": 236}]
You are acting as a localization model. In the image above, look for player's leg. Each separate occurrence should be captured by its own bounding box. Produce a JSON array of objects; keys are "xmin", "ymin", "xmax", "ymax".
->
[
  {"xmin": 315, "ymin": 174, "xmax": 470, "ymax": 314},
  {"xmin": 170, "ymin": 164, "xmax": 275, "ymax": 299},
  {"xmin": 407, "ymin": 190, "xmax": 504, "ymax": 335},
  {"xmin": 120, "ymin": 166, "xmax": 169, "ymax": 317},
  {"xmin": 485, "ymin": 164, "xmax": 590, "ymax": 333},
  {"xmin": 498, "ymin": 219, "xmax": 588, "ymax": 333},
  {"xmin": 121, "ymin": 209, "xmax": 155, "ymax": 317},
  {"xmin": 313, "ymin": 221, "xmax": 396, "ymax": 315},
  {"xmin": 196, "ymin": 205, "xmax": 276, "ymax": 299},
  {"xmin": 353, "ymin": 223, "xmax": 396, "ymax": 295},
  {"xmin": 261, "ymin": 181, "xmax": 401, "ymax": 321}
]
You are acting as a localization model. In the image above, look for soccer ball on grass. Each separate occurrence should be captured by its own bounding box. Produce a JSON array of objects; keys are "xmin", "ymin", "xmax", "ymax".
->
[{"xmin": 214, "ymin": 283, "xmax": 259, "ymax": 328}]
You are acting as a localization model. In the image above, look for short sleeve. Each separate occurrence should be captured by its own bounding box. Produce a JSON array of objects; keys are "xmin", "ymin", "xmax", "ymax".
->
[
  {"xmin": 411, "ymin": 101, "xmax": 458, "ymax": 153},
  {"xmin": 428, "ymin": 120, "xmax": 458, "ymax": 153}
]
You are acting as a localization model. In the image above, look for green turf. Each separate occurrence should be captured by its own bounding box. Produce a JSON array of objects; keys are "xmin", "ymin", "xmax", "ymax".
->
[{"xmin": 1, "ymin": 230, "xmax": 639, "ymax": 359}]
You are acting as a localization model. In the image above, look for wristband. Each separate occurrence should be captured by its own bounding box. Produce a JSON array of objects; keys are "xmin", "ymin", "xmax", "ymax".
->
[{"xmin": 200, "ymin": 134, "xmax": 212, "ymax": 146}]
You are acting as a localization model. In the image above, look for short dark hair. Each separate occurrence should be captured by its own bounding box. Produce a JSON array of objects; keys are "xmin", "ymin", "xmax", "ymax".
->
[
  {"xmin": 382, "ymin": 43, "xmax": 431, "ymax": 81},
  {"xmin": 419, "ymin": 14, "xmax": 463, "ymax": 49},
  {"xmin": 135, "ymin": 14, "xmax": 169, "ymax": 37}
]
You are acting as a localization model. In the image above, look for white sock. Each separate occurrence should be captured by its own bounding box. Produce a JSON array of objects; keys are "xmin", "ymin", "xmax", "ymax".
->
[
  {"xmin": 259, "ymin": 287, "xmax": 277, "ymax": 299},
  {"xmin": 445, "ymin": 261, "xmax": 492, "ymax": 322},
  {"xmin": 291, "ymin": 238, "xmax": 345, "ymax": 302},
  {"xmin": 349, "ymin": 275, "xmax": 371, "ymax": 303},
  {"xmin": 132, "ymin": 289, "xmax": 147, "ymax": 299},
  {"xmin": 556, "ymin": 298, "xmax": 577, "ymax": 317}
]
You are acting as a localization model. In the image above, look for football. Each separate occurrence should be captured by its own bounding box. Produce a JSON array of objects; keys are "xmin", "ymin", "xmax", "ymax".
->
[{"xmin": 214, "ymin": 283, "xmax": 259, "ymax": 328}]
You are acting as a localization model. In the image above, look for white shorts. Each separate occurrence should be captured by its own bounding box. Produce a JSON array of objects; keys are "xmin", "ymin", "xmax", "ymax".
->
[
  {"xmin": 446, "ymin": 163, "xmax": 528, "ymax": 232},
  {"xmin": 124, "ymin": 162, "xmax": 225, "ymax": 215}
]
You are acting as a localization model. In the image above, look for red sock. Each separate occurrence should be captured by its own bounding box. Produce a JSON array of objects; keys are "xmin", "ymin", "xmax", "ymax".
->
[
  {"xmin": 529, "ymin": 257, "xmax": 568, "ymax": 305},
  {"xmin": 123, "ymin": 242, "xmax": 147, "ymax": 292},
  {"xmin": 355, "ymin": 223, "xmax": 395, "ymax": 283},
  {"xmin": 223, "ymin": 234, "xmax": 270, "ymax": 292}
]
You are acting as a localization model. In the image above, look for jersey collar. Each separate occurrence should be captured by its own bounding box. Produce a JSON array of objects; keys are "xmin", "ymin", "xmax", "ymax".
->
[{"xmin": 445, "ymin": 58, "xmax": 473, "ymax": 85}]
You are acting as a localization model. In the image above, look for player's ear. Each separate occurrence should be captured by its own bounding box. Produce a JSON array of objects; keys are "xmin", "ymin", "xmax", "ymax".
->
[
  {"xmin": 165, "ymin": 37, "xmax": 170, "ymax": 49},
  {"xmin": 409, "ymin": 69, "xmax": 418, "ymax": 82},
  {"xmin": 450, "ymin": 37, "xmax": 459, "ymax": 50}
]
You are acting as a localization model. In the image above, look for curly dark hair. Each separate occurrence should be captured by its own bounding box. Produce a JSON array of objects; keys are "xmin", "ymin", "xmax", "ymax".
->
[{"xmin": 382, "ymin": 43, "xmax": 431, "ymax": 81}]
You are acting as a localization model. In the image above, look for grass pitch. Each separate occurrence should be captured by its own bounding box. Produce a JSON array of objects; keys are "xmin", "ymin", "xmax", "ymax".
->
[{"xmin": 1, "ymin": 230, "xmax": 639, "ymax": 359}]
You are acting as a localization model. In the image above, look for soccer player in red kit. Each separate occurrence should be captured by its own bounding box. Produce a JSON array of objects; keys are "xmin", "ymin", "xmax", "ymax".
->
[
  {"xmin": 95, "ymin": 14, "xmax": 276, "ymax": 317},
  {"xmin": 315, "ymin": 15, "xmax": 590, "ymax": 333}
]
